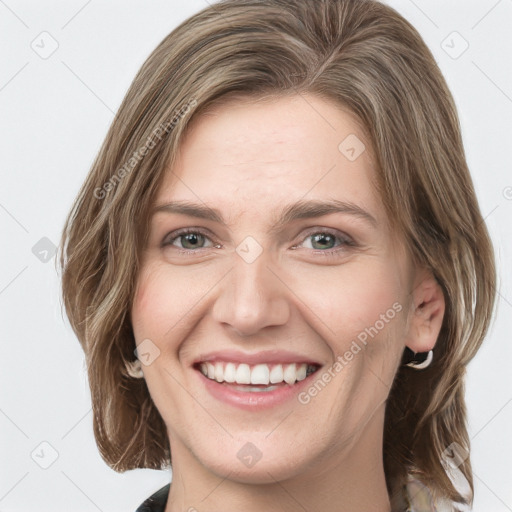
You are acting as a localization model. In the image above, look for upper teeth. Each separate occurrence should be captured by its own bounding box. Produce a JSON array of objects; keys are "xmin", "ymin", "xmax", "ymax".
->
[{"xmin": 199, "ymin": 362, "xmax": 316, "ymax": 385}]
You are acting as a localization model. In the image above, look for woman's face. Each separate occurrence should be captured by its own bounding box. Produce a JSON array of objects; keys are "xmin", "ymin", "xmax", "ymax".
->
[{"xmin": 131, "ymin": 94, "xmax": 417, "ymax": 483}]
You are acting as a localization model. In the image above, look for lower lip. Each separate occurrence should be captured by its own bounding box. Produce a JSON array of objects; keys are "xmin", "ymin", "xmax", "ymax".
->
[{"xmin": 196, "ymin": 369, "xmax": 319, "ymax": 411}]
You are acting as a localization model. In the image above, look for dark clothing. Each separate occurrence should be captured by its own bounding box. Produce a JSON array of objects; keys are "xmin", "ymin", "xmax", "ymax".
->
[
  {"xmin": 135, "ymin": 484, "xmax": 170, "ymax": 512},
  {"xmin": 134, "ymin": 475, "xmax": 462, "ymax": 511}
]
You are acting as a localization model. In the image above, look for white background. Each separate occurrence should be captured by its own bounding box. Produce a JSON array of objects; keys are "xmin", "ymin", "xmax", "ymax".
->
[{"xmin": 1, "ymin": 1, "xmax": 511, "ymax": 510}]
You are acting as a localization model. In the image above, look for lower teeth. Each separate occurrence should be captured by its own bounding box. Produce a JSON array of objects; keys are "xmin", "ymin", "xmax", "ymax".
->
[{"xmin": 227, "ymin": 384, "xmax": 280, "ymax": 392}]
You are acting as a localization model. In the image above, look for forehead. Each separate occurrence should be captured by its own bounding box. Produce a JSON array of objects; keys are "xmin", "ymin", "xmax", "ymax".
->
[{"xmin": 156, "ymin": 93, "xmax": 385, "ymax": 228}]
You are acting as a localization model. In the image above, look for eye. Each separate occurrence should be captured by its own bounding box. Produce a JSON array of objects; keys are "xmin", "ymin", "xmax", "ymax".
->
[
  {"xmin": 162, "ymin": 229, "xmax": 219, "ymax": 251},
  {"xmin": 293, "ymin": 229, "xmax": 355, "ymax": 254}
]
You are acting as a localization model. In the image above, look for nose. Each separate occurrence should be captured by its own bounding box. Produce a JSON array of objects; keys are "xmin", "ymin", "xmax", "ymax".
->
[{"xmin": 211, "ymin": 250, "xmax": 291, "ymax": 337}]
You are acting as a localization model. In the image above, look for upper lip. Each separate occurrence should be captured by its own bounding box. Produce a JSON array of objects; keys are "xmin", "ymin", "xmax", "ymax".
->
[{"xmin": 193, "ymin": 349, "xmax": 322, "ymax": 367}]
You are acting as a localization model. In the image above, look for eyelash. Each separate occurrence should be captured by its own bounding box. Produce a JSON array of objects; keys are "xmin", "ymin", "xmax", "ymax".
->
[{"xmin": 162, "ymin": 227, "xmax": 356, "ymax": 259}]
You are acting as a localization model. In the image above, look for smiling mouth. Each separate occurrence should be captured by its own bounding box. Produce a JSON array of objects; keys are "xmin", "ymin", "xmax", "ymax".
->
[{"xmin": 194, "ymin": 361, "xmax": 320, "ymax": 390}]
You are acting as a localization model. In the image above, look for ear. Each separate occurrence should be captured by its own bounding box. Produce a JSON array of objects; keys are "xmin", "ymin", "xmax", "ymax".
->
[{"xmin": 404, "ymin": 269, "xmax": 445, "ymax": 353}]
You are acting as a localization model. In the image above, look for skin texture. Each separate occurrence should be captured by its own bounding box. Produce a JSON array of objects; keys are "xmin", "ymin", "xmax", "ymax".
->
[{"xmin": 130, "ymin": 94, "xmax": 445, "ymax": 512}]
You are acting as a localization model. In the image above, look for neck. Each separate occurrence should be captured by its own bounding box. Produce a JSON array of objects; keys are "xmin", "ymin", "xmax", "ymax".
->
[{"xmin": 164, "ymin": 405, "xmax": 392, "ymax": 512}]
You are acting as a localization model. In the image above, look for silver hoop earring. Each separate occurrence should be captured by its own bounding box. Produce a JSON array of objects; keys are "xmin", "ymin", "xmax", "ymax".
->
[
  {"xmin": 126, "ymin": 359, "xmax": 144, "ymax": 379},
  {"xmin": 405, "ymin": 349, "xmax": 433, "ymax": 370}
]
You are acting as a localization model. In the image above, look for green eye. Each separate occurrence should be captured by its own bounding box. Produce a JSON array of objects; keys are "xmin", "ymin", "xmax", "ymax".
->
[
  {"xmin": 309, "ymin": 233, "xmax": 337, "ymax": 250},
  {"xmin": 299, "ymin": 230, "xmax": 353, "ymax": 251},
  {"xmin": 178, "ymin": 232, "xmax": 207, "ymax": 250},
  {"xmin": 163, "ymin": 229, "xmax": 215, "ymax": 251}
]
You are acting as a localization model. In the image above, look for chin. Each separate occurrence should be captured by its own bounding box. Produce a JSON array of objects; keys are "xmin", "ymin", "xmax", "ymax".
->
[{"xmin": 195, "ymin": 440, "xmax": 314, "ymax": 485}]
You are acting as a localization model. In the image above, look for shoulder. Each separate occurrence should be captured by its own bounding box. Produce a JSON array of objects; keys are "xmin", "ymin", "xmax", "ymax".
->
[{"xmin": 134, "ymin": 484, "xmax": 170, "ymax": 512}]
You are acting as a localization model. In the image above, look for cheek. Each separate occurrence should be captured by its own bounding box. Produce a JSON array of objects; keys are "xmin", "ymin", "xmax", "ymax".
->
[
  {"xmin": 130, "ymin": 261, "xmax": 219, "ymax": 344},
  {"xmin": 294, "ymin": 259, "xmax": 407, "ymax": 343},
  {"xmin": 131, "ymin": 266, "xmax": 166, "ymax": 341},
  {"xmin": 130, "ymin": 263, "xmax": 188, "ymax": 345}
]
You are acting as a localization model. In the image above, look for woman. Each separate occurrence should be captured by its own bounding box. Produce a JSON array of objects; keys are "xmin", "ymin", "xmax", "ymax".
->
[{"xmin": 59, "ymin": 0, "xmax": 496, "ymax": 510}]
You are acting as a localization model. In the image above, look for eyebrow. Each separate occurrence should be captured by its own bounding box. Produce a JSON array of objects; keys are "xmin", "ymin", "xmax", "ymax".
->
[{"xmin": 151, "ymin": 198, "xmax": 378, "ymax": 233}]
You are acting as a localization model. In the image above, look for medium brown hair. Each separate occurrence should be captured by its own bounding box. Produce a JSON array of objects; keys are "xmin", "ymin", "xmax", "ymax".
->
[{"xmin": 60, "ymin": 0, "xmax": 496, "ymax": 507}]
